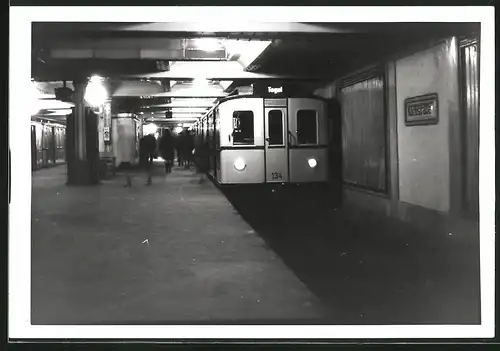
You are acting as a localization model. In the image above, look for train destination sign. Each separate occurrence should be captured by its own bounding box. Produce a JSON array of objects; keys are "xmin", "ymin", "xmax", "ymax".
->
[
  {"xmin": 268, "ymin": 86, "xmax": 284, "ymax": 95},
  {"xmin": 253, "ymin": 82, "xmax": 288, "ymax": 97},
  {"xmin": 404, "ymin": 93, "xmax": 439, "ymax": 126}
]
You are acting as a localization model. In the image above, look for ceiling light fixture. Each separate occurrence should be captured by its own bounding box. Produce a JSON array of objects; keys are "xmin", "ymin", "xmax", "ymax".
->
[
  {"xmin": 192, "ymin": 77, "xmax": 208, "ymax": 88},
  {"xmin": 194, "ymin": 38, "xmax": 222, "ymax": 52},
  {"xmin": 85, "ymin": 75, "xmax": 108, "ymax": 107},
  {"xmin": 143, "ymin": 123, "xmax": 158, "ymax": 135}
]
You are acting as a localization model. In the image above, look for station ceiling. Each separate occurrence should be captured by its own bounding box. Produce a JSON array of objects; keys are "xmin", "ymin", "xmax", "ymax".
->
[{"xmin": 32, "ymin": 22, "xmax": 479, "ymax": 126}]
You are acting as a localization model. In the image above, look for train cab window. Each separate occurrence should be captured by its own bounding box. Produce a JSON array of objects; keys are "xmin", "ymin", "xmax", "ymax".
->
[
  {"xmin": 232, "ymin": 110, "xmax": 254, "ymax": 145},
  {"xmin": 268, "ymin": 110, "xmax": 284, "ymax": 145},
  {"xmin": 297, "ymin": 110, "xmax": 318, "ymax": 144}
]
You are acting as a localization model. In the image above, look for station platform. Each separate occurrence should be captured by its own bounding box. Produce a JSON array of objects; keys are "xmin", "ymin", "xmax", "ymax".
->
[
  {"xmin": 31, "ymin": 160, "xmax": 481, "ymax": 325},
  {"xmin": 31, "ymin": 161, "xmax": 324, "ymax": 324}
]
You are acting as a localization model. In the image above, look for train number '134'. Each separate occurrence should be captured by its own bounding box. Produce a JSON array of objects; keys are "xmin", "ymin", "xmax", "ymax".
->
[{"xmin": 271, "ymin": 172, "xmax": 283, "ymax": 180}]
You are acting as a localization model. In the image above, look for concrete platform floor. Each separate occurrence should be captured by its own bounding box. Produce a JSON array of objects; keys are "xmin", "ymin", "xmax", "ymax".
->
[
  {"xmin": 223, "ymin": 188, "xmax": 481, "ymax": 325},
  {"xmin": 31, "ymin": 161, "xmax": 324, "ymax": 324}
]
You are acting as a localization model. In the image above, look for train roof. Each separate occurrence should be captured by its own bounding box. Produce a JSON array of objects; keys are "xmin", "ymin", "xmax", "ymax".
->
[
  {"xmin": 217, "ymin": 93, "xmax": 329, "ymax": 104},
  {"xmin": 191, "ymin": 93, "xmax": 330, "ymax": 127}
]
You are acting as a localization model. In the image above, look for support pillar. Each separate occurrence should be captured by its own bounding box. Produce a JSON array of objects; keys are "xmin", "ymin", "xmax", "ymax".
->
[
  {"xmin": 66, "ymin": 79, "xmax": 100, "ymax": 185},
  {"xmin": 74, "ymin": 81, "xmax": 87, "ymax": 162}
]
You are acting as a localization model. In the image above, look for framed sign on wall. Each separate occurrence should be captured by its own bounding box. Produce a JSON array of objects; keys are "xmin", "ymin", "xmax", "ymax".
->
[
  {"xmin": 404, "ymin": 93, "xmax": 439, "ymax": 126},
  {"xmin": 103, "ymin": 126, "xmax": 111, "ymax": 142}
]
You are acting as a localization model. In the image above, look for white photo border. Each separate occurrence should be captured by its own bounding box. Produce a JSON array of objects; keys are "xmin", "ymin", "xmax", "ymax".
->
[{"xmin": 9, "ymin": 5, "xmax": 495, "ymax": 340}]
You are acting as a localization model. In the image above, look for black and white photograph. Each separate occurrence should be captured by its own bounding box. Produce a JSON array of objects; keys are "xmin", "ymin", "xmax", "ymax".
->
[{"xmin": 8, "ymin": 6, "xmax": 495, "ymax": 341}]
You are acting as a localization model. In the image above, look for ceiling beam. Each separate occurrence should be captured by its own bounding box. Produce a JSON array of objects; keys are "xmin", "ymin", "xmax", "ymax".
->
[
  {"xmin": 123, "ymin": 61, "xmax": 323, "ymax": 80},
  {"xmin": 112, "ymin": 91, "xmax": 227, "ymax": 98},
  {"xmin": 111, "ymin": 22, "xmax": 355, "ymax": 34},
  {"xmin": 49, "ymin": 48, "xmax": 226, "ymax": 61},
  {"xmin": 149, "ymin": 102, "xmax": 215, "ymax": 108},
  {"xmin": 146, "ymin": 117, "xmax": 201, "ymax": 121},
  {"xmin": 32, "ymin": 59, "xmax": 169, "ymax": 81},
  {"xmin": 32, "ymin": 22, "xmax": 357, "ymax": 41},
  {"xmin": 140, "ymin": 107, "xmax": 210, "ymax": 113},
  {"xmin": 45, "ymin": 37, "xmax": 228, "ymax": 61}
]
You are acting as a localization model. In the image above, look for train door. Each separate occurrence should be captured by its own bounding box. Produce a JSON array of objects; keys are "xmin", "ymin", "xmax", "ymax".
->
[
  {"xmin": 41, "ymin": 125, "xmax": 49, "ymax": 167},
  {"xmin": 35, "ymin": 124, "xmax": 43, "ymax": 168},
  {"xmin": 49, "ymin": 126, "xmax": 56, "ymax": 164},
  {"xmin": 31, "ymin": 125, "xmax": 37, "ymax": 170},
  {"xmin": 211, "ymin": 112, "xmax": 217, "ymax": 177},
  {"xmin": 264, "ymin": 107, "xmax": 289, "ymax": 182},
  {"xmin": 215, "ymin": 108, "xmax": 221, "ymax": 181}
]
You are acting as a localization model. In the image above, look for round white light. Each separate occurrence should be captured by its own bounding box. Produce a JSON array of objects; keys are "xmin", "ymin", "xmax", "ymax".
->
[
  {"xmin": 174, "ymin": 126, "xmax": 183, "ymax": 134},
  {"xmin": 234, "ymin": 158, "xmax": 246, "ymax": 171},
  {"xmin": 84, "ymin": 76, "xmax": 108, "ymax": 107},
  {"xmin": 143, "ymin": 123, "xmax": 158, "ymax": 135},
  {"xmin": 308, "ymin": 158, "xmax": 317, "ymax": 168}
]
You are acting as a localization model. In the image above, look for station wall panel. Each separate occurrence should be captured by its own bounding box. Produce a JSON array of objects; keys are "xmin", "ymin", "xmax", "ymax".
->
[{"xmin": 395, "ymin": 39, "xmax": 459, "ymax": 213}]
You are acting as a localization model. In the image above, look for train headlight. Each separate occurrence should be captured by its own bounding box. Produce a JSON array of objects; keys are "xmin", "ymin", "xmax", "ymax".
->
[
  {"xmin": 308, "ymin": 158, "xmax": 317, "ymax": 168},
  {"xmin": 234, "ymin": 158, "xmax": 246, "ymax": 171}
]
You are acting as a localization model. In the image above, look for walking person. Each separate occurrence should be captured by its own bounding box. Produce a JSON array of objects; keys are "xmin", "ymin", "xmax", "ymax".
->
[
  {"xmin": 175, "ymin": 131, "xmax": 185, "ymax": 167},
  {"xmin": 144, "ymin": 133, "xmax": 157, "ymax": 185},
  {"xmin": 125, "ymin": 133, "xmax": 156, "ymax": 187},
  {"xmin": 183, "ymin": 131, "xmax": 195, "ymax": 169},
  {"xmin": 159, "ymin": 129, "xmax": 175, "ymax": 174},
  {"xmin": 143, "ymin": 133, "xmax": 157, "ymax": 165},
  {"xmin": 194, "ymin": 140, "xmax": 209, "ymax": 184}
]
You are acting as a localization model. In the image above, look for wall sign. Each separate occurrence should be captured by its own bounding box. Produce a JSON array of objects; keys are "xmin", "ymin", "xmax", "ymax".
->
[
  {"xmin": 103, "ymin": 127, "xmax": 111, "ymax": 142},
  {"xmin": 404, "ymin": 93, "xmax": 439, "ymax": 126}
]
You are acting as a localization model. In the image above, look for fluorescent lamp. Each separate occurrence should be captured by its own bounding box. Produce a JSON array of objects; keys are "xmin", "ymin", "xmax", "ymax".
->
[{"xmin": 194, "ymin": 38, "xmax": 222, "ymax": 52}]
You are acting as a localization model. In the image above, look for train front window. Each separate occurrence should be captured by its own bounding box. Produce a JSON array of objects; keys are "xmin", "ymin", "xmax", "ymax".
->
[
  {"xmin": 268, "ymin": 110, "xmax": 284, "ymax": 145},
  {"xmin": 232, "ymin": 111, "xmax": 254, "ymax": 145},
  {"xmin": 297, "ymin": 110, "xmax": 318, "ymax": 145}
]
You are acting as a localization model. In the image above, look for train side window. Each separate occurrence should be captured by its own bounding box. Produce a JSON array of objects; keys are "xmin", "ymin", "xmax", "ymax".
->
[
  {"xmin": 268, "ymin": 110, "xmax": 284, "ymax": 145},
  {"xmin": 232, "ymin": 110, "xmax": 254, "ymax": 145},
  {"xmin": 297, "ymin": 110, "xmax": 318, "ymax": 144}
]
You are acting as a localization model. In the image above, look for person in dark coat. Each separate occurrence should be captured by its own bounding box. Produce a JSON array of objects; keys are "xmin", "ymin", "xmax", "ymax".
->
[
  {"xmin": 159, "ymin": 129, "xmax": 175, "ymax": 174},
  {"xmin": 142, "ymin": 133, "xmax": 157, "ymax": 164},
  {"xmin": 125, "ymin": 133, "xmax": 156, "ymax": 187},
  {"xmin": 183, "ymin": 131, "xmax": 195, "ymax": 169},
  {"xmin": 175, "ymin": 132, "xmax": 184, "ymax": 167}
]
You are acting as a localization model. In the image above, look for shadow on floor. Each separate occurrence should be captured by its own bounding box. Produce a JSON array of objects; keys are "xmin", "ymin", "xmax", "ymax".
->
[{"xmin": 219, "ymin": 185, "xmax": 481, "ymax": 325}]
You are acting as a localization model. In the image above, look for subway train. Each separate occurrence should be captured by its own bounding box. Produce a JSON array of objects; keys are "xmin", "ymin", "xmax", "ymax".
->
[
  {"xmin": 31, "ymin": 120, "xmax": 66, "ymax": 171},
  {"xmin": 192, "ymin": 85, "xmax": 331, "ymax": 188}
]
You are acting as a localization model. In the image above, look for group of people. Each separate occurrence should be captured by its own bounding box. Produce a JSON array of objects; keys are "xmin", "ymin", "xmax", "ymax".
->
[
  {"xmin": 130, "ymin": 128, "xmax": 209, "ymax": 186},
  {"xmin": 175, "ymin": 130, "xmax": 195, "ymax": 169}
]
